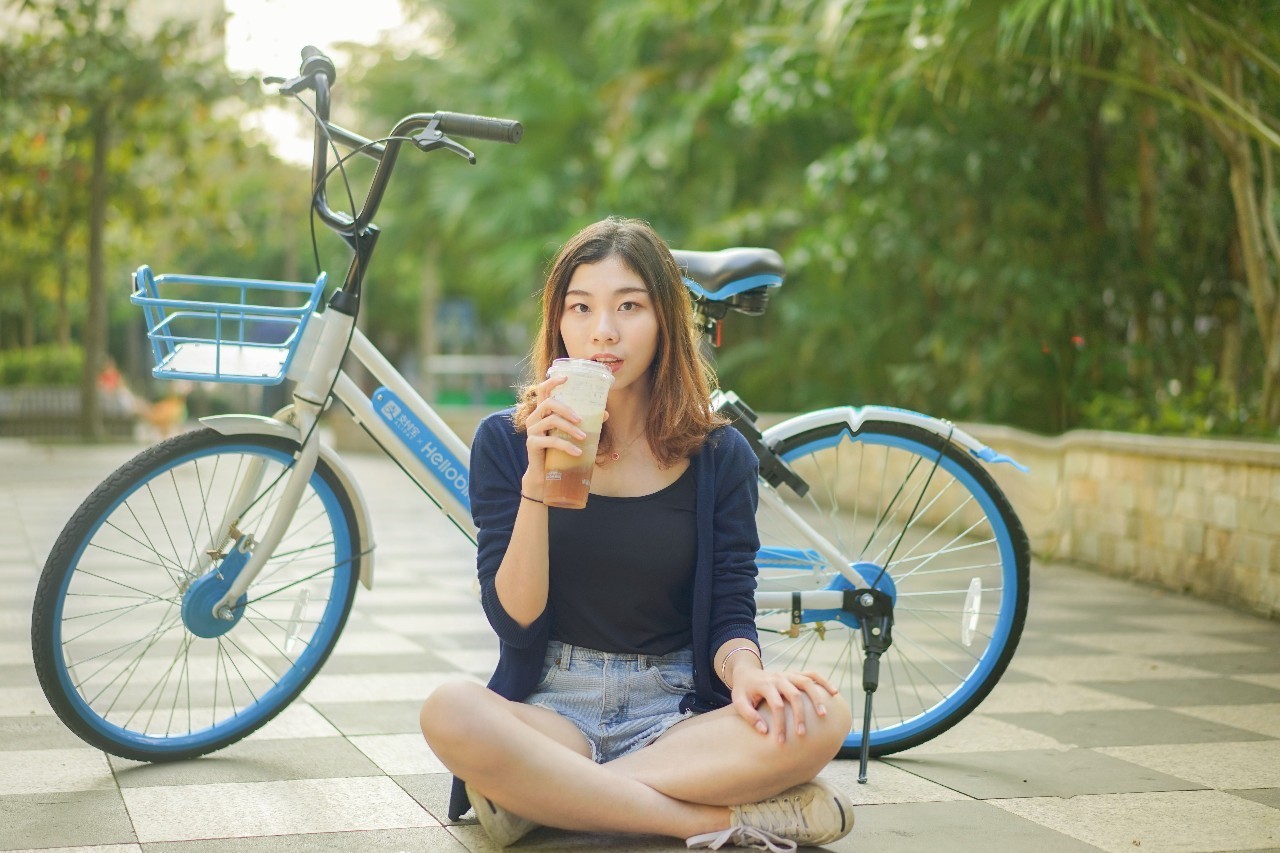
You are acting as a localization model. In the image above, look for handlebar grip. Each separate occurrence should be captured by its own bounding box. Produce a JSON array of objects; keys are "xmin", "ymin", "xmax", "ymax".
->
[
  {"xmin": 435, "ymin": 111, "xmax": 524, "ymax": 144},
  {"xmin": 300, "ymin": 46, "xmax": 337, "ymax": 86}
]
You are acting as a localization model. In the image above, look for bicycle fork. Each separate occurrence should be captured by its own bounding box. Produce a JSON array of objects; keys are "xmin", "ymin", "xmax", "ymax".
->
[{"xmin": 201, "ymin": 301, "xmax": 357, "ymax": 624}]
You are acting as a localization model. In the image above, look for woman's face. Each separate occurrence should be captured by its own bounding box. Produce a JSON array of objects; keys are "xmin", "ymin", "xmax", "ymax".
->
[{"xmin": 558, "ymin": 255, "xmax": 660, "ymax": 397}]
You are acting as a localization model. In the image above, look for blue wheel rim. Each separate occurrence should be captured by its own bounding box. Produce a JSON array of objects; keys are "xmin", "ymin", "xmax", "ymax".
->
[
  {"xmin": 774, "ymin": 427, "xmax": 1020, "ymax": 750},
  {"xmin": 49, "ymin": 440, "xmax": 355, "ymax": 754}
]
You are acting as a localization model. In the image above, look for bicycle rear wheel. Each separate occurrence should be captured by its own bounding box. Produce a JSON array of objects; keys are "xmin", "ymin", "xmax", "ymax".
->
[
  {"xmin": 754, "ymin": 419, "xmax": 1029, "ymax": 756},
  {"xmin": 32, "ymin": 428, "xmax": 360, "ymax": 761}
]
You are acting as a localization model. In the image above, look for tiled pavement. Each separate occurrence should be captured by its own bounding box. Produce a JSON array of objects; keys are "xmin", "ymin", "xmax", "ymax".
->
[{"xmin": 2, "ymin": 436, "xmax": 1279, "ymax": 852}]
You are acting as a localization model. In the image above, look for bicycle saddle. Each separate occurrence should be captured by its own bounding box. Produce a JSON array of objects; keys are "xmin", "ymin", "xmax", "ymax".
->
[{"xmin": 671, "ymin": 248, "xmax": 785, "ymax": 298}]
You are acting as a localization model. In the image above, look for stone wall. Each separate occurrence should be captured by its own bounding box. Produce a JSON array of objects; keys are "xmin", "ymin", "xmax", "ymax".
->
[{"xmin": 963, "ymin": 425, "xmax": 1280, "ymax": 619}]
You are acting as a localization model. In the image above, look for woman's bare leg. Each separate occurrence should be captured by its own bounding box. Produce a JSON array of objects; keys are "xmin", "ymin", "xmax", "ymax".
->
[
  {"xmin": 607, "ymin": 692, "xmax": 854, "ymax": 806},
  {"xmin": 421, "ymin": 680, "xmax": 852, "ymax": 839},
  {"xmin": 420, "ymin": 680, "xmax": 730, "ymax": 837}
]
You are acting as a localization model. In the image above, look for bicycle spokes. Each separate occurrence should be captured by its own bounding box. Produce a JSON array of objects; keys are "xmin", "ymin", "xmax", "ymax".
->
[{"xmin": 36, "ymin": 432, "xmax": 360, "ymax": 759}]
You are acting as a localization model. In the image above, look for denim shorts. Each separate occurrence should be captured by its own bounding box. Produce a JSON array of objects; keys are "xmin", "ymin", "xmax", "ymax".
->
[{"xmin": 523, "ymin": 639, "xmax": 696, "ymax": 764}]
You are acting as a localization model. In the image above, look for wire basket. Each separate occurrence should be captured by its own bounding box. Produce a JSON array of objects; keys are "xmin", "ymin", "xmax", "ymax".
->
[{"xmin": 131, "ymin": 266, "xmax": 327, "ymax": 386}]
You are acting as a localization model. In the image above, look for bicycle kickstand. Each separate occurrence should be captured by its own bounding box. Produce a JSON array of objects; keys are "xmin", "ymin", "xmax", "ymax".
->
[{"xmin": 847, "ymin": 588, "xmax": 895, "ymax": 783}]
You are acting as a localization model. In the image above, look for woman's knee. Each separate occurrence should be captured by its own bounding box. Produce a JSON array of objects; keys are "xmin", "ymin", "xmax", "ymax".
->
[
  {"xmin": 814, "ymin": 692, "xmax": 853, "ymax": 756},
  {"xmin": 786, "ymin": 692, "xmax": 853, "ymax": 772},
  {"xmin": 419, "ymin": 679, "xmax": 492, "ymax": 751}
]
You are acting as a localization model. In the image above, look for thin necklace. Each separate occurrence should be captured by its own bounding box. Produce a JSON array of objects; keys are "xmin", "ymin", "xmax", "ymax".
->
[{"xmin": 607, "ymin": 430, "xmax": 646, "ymax": 462}]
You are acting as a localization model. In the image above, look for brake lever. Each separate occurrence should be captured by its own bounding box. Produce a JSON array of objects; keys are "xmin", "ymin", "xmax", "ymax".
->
[
  {"xmin": 263, "ymin": 74, "xmax": 311, "ymax": 96},
  {"xmin": 412, "ymin": 123, "xmax": 477, "ymax": 164}
]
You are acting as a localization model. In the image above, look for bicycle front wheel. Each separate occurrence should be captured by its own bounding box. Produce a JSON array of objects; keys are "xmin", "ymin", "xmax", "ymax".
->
[
  {"xmin": 754, "ymin": 419, "xmax": 1029, "ymax": 756},
  {"xmin": 32, "ymin": 429, "xmax": 361, "ymax": 761}
]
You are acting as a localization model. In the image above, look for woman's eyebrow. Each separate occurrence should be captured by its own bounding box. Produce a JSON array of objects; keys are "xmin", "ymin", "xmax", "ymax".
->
[{"xmin": 565, "ymin": 286, "xmax": 649, "ymax": 297}]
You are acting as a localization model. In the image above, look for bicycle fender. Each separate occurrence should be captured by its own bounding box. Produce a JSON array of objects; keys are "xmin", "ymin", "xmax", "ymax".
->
[
  {"xmin": 199, "ymin": 414, "xmax": 378, "ymax": 589},
  {"xmin": 761, "ymin": 406, "xmax": 1029, "ymax": 473}
]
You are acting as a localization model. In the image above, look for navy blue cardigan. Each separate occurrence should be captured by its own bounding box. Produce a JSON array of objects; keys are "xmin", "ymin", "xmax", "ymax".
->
[{"xmin": 447, "ymin": 408, "xmax": 760, "ymax": 819}]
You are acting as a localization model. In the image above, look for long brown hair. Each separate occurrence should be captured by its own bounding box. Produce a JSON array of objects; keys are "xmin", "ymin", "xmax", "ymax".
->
[{"xmin": 514, "ymin": 217, "xmax": 726, "ymax": 465}]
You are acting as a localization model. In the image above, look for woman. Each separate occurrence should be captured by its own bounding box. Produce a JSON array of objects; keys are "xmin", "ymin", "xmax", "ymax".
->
[{"xmin": 421, "ymin": 217, "xmax": 854, "ymax": 850}]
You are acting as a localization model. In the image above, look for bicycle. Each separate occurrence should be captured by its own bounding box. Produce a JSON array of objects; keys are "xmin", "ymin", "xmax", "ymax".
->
[{"xmin": 31, "ymin": 48, "xmax": 1030, "ymax": 783}]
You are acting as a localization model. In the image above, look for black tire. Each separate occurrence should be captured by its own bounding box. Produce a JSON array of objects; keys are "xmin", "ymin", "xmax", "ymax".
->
[
  {"xmin": 755, "ymin": 419, "xmax": 1030, "ymax": 756},
  {"xmin": 32, "ymin": 428, "xmax": 361, "ymax": 761}
]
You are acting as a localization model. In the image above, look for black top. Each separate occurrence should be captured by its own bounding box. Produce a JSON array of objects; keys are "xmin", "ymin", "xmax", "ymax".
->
[{"xmin": 548, "ymin": 465, "xmax": 697, "ymax": 655}]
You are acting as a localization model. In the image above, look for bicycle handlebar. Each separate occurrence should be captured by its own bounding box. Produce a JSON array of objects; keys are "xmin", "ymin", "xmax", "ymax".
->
[
  {"xmin": 434, "ymin": 111, "xmax": 524, "ymax": 145},
  {"xmin": 299, "ymin": 46, "xmax": 337, "ymax": 90},
  {"xmin": 284, "ymin": 47, "xmax": 522, "ymax": 244}
]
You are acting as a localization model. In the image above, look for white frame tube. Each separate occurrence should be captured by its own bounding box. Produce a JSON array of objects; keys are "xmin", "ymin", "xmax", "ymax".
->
[{"xmin": 335, "ymin": 328, "xmax": 477, "ymax": 542}]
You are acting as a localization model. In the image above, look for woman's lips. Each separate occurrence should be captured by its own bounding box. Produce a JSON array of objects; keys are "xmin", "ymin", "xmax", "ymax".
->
[{"xmin": 591, "ymin": 356, "xmax": 623, "ymax": 374}]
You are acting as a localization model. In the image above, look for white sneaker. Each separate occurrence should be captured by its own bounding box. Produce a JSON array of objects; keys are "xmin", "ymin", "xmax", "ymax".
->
[
  {"xmin": 686, "ymin": 779, "xmax": 854, "ymax": 851},
  {"xmin": 465, "ymin": 781, "xmax": 539, "ymax": 847}
]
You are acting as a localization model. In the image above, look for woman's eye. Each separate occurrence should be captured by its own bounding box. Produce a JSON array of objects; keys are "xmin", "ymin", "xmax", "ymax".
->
[
  {"xmin": 619, "ymin": 301, "xmax": 638, "ymax": 311},
  {"xmin": 567, "ymin": 303, "xmax": 589, "ymax": 314}
]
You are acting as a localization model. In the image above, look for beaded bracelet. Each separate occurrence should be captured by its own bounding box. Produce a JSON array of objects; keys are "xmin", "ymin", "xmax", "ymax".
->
[{"xmin": 720, "ymin": 644, "xmax": 762, "ymax": 686}]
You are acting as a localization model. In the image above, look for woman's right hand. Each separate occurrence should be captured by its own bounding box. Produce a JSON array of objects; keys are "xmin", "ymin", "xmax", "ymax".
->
[{"xmin": 520, "ymin": 374, "xmax": 586, "ymax": 500}]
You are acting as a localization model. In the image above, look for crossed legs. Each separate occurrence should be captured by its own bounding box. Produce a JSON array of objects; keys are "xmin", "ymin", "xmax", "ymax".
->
[{"xmin": 419, "ymin": 680, "xmax": 853, "ymax": 840}]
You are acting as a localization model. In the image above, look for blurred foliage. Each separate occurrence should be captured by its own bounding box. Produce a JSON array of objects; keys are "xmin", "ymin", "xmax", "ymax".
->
[
  {"xmin": 0, "ymin": 0, "xmax": 314, "ymax": 433},
  {"xmin": 333, "ymin": 0, "xmax": 1278, "ymax": 437},
  {"xmin": 1, "ymin": 0, "xmax": 1278, "ymax": 438},
  {"xmin": 0, "ymin": 344, "xmax": 84, "ymax": 386},
  {"xmin": 1082, "ymin": 367, "xmax": 1253, "ymax": 437}
]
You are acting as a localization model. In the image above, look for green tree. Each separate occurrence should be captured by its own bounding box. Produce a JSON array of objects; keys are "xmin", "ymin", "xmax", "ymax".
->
[
  {"xmin": 1, "ymin": 0, "xmax": 230, "ymax": 437},
  {"xmin": 792, "ymin": 0, "xmax": 1280, "ymax": 426},
  {"xmin": 348, "ymin": 0, "xmax": 829, "ymax": 379},
  {"xmin": 330, "ymin": 0, "xmax": 1275, "ymax": 437}
]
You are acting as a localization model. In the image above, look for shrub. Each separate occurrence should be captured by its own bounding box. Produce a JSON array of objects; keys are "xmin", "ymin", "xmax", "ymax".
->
[
  {"xmin": 1080, "ymin": 367, "xmax": 1277, "ymax": 439},
  {"xmin": 0, "ymin": 345, "xmax": 85, "ymax": 386}
]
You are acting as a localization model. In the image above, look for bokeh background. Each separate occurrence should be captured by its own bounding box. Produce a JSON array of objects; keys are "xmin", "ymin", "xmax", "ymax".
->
[{"xmin": 2, "ymin": 0, "xmax": 1278, "ymax": 441}]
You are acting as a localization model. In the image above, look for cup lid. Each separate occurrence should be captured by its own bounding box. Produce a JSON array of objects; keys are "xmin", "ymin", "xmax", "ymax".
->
[{"xmin": 547, "ymin": 358, "xmax": 616, "ymax": 384}]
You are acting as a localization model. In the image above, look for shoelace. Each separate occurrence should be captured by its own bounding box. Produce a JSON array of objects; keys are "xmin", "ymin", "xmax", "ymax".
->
[
  {"xmin": 685, "ymin": 826, "xmax": 798, "ymax": 852},
  {"xmin": 743, "ymin": 793, "xmax": 810, "ymax": 837}
]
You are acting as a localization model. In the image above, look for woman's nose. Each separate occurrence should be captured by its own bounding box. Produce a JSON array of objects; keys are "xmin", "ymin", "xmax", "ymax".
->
[{"xmin": 592, "ymin": 315, "xmax": 619, "ymax": 343}]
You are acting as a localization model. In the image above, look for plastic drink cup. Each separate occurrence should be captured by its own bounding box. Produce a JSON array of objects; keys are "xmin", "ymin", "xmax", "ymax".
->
[{"xmin": 543, "ymin": 358, "xmax": 614, "ymax": 509}]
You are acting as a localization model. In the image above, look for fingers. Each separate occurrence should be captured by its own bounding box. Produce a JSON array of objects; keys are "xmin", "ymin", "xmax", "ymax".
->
[
  {"xmin": 769, "ymin": 687, "xmax": 788, "ymax": 743},
  {"xmin": 526, "ymin": 377, "xmax": 585, "ymax": 456},
  {"xmin": 733, "ymin": 688, "xmax": 769, "ymax": 736},
  {"xmin": 530, "ymin": 378, "xmax": 578, "ymax": 426},
  {"xmin": 532, "ymin": 373, "xmax": 568, "ymax": 399},
  {"xmin": 798, "ymin": 671, "xmax": 836, "ymax": 717},
  {"xmin": 530, "ymin": 407, "xmax": 585, "ymax": 448},
  {"xmin": 776, "ymin": 673, "xmax": 832, "ymax": 727},
  {"xmin": 744, "ymin": 680, "xmax": 788, "ymax": 744},
  {"xmin": 801, "ymin": 669, "xmax": 839, "ymax": 697},
  {"xmin": 762, "ymin": 678, "xmax": 809, "ymax": 740},
  {"xmin": 784, "ymin": 671, "xmax": 843, "ymax": 736},
  {"xmin": 741, "ymin": 671, "xmax": 838, "ymax": 742},
  {"xmin": 782, "ymin": 681, "xmax": 809, "ymax": 737}
]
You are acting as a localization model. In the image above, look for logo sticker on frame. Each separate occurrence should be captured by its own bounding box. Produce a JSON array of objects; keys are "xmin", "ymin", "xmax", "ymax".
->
[{"xmin": 372, "ymin": 387, "xmax": 470, "ymax": 511}]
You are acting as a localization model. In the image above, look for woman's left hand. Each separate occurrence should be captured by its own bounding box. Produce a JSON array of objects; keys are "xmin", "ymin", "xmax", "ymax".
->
[{"xmin": 730, "ymin": 668, "xmax": 838, "ymax": 743}]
